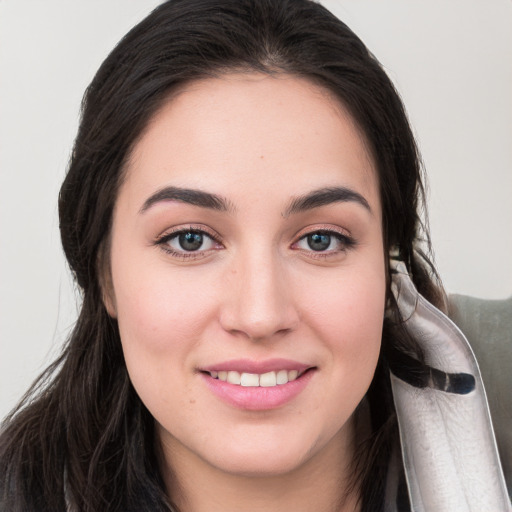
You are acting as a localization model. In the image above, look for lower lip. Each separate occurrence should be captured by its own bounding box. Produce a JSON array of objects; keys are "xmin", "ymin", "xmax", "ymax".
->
[{"xmin": 200, "ymin": 370, "xmax": 314, "ymax": 410}]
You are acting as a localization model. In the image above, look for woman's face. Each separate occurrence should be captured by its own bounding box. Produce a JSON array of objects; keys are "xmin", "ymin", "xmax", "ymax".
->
[{"xmin": 107, "ymin": 74, "xmax": 386, "ymax": 478}]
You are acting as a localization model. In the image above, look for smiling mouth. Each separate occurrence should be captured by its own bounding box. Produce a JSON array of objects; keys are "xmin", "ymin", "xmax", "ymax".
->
[{"xmin": 203, "ymin": 369, "xmax": 311, "ymax": 387}]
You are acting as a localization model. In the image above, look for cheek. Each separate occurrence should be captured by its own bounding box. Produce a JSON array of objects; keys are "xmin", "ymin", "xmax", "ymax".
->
[
  {"xmin": 116, "ymin": 280, "xmax": 197, "ymax": 351},
  {"xmin": 301, "ymin": 261, "xmax": 385, "ymax": 334},
  {"xmin": 297, "ymin": 262, "xmax": 386, "ymax": 383},
  {"xmin": 110, "ymin": 255, "xmax": 218, "ymax": 403},
  {"xmin": 113, "ymin": 252, "xmax": 216, "ymax": 348}
]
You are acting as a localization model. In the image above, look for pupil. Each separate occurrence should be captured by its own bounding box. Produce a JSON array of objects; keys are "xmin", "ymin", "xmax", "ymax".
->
[
  {"xmin": 179, "ymin": 232, "xmax": 203, "ymax": 251},
  {"xmin": 307, "ymin": 232, "xmax": 331, "ymax": 251}
]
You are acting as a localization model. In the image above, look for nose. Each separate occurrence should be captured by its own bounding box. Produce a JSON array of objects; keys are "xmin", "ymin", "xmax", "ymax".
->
[{"xmin": 219, "ymin": 250, "xmax": 299, "ymax": 341}]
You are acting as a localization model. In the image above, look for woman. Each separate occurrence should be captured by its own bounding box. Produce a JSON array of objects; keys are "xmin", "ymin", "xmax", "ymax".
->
[{"xmin": 0, "ymin": 1, "xmax": 509, "ymax": 511}]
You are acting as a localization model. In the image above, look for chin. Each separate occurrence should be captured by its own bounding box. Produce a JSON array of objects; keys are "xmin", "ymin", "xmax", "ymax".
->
[
  {"xmin": 212, "ymin": 444, "xmax": 311, "ymax": 477},
  {"xmin": 199, "ymin": 423, "xmax": 338, "ymax": 478}
]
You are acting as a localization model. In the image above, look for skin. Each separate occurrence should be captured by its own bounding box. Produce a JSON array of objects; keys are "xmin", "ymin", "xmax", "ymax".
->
[{"xmin": 105, "ymin": 73, "xmax": 386, "ymax": 511}]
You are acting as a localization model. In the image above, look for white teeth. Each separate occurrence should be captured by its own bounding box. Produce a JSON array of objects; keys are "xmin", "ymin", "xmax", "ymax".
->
[
  {"xmin": 240, "ymin": 373, "xmax": 259, "ymax": 387},
  {"xmin": 227, "ymin": 371, "xmax": 241, "ymax": 385},
  {"xmin": 259, "ymin": 371, "xmax": 277, "ymax": 387},
  {"xmin": 210, "ymin": 369, "xmax": 303, "ymax": 387},
  {"xmin": 276, "ymin": 370, "xmax": 288, "ymax": 385}
]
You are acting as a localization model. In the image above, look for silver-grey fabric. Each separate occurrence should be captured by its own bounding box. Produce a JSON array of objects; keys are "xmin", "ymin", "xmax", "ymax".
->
[{"xmin": 388, "ymin": 261, "xmax": 511, "ymax": 511}]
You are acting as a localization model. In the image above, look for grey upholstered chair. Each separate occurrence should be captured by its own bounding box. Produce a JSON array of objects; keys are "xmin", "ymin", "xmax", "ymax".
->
[{"xmin": 449, "ymin": 294, "xmax": 512, "ymax": 498}]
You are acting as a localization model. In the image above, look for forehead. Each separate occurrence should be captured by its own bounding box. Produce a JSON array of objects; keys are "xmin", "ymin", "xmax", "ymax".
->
[{"xmin": 123, "ymin": 73, "xmax": 379, "ymax": 213}]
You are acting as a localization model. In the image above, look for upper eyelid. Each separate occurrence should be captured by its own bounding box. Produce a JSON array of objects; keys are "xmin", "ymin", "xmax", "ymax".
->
[
  {"xmin": 292, "ymin": 224, "xmax": 352, "ymax": 241},
  {"xmin": 294, "ymin": 231, "xmax": 352, "ymax": 247},
  {"xmin": 156, "ymin": 224, "xmax": 221, "ymax": 243}
]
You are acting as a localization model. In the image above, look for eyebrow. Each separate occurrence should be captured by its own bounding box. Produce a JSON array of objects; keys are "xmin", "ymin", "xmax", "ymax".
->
[
  {"xmin": 284, "ymin": 186, "xmax": 371, "ymax": 217},
  {"xmin": 139, "ymin": 185, "xmax": 370, "ymax": 216},
  {"xmin": 139, "ymin": 186, "xmax": 233, "ymax": 214}
]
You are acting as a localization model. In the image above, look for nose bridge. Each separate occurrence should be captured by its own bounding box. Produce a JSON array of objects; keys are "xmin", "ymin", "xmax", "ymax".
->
[{"xmin": 221, "ymin": 243, "xmax": 297, "ymax": 340}]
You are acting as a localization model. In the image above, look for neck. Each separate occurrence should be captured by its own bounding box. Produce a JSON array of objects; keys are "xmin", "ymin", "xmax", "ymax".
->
[{"xmin": 159, "ymin": 417, "xmax": 362, "ymax": 512}]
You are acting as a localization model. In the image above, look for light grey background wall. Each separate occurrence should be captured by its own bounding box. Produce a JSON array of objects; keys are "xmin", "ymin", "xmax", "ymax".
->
[{"xmin": 1, "ymin": 0, "xmax": 511, "ymax": 421}]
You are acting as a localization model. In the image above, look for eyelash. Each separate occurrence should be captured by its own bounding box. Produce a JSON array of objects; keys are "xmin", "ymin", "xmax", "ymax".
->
[
  {"xmin": 154, "ymin": 225, "xmax": 356, "ymax": 261},
  {"xmin": 292, "ymin": 228, "xmax": 356, "ymax": 259},
  {"xmin": 155, "ymin": 225, "xmax": 223, "ymax": 260}
]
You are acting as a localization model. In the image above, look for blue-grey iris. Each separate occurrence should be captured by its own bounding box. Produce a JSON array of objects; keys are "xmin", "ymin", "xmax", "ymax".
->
[
  {"xmin": 307, "ymin": 232, "xmax": 330, "ymax": 251},
  {"xmin": 179, "ymin": 232, "xmax": 203, "ymax": 251}
]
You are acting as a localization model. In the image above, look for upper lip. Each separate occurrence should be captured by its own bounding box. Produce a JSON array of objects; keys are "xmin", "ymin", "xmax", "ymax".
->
[{"xmin": 200, "ymin": 358, "xmax": 313, "ymax": 374}]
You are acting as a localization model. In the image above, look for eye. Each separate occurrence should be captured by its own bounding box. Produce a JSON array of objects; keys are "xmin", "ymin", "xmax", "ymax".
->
[
  {"xmin": 156, "ymin": 227, "xmax": 221, "ymax": 256},
  {"xmin": 173, "ymin": 231, "xmax": 208, "ymax": 252},
  {"xmin": 304, "ymin": 232, "xmax": 332, "ymax": 251},
  {"xmin": 293, "ymin": 229, "xmax": 355, "ymax": 254}
]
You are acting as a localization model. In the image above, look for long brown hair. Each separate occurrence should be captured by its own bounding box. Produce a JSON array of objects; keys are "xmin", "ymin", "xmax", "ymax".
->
[{"xmin": 0, "ymin": 1, "xmax": 443, "ymax": 510}]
